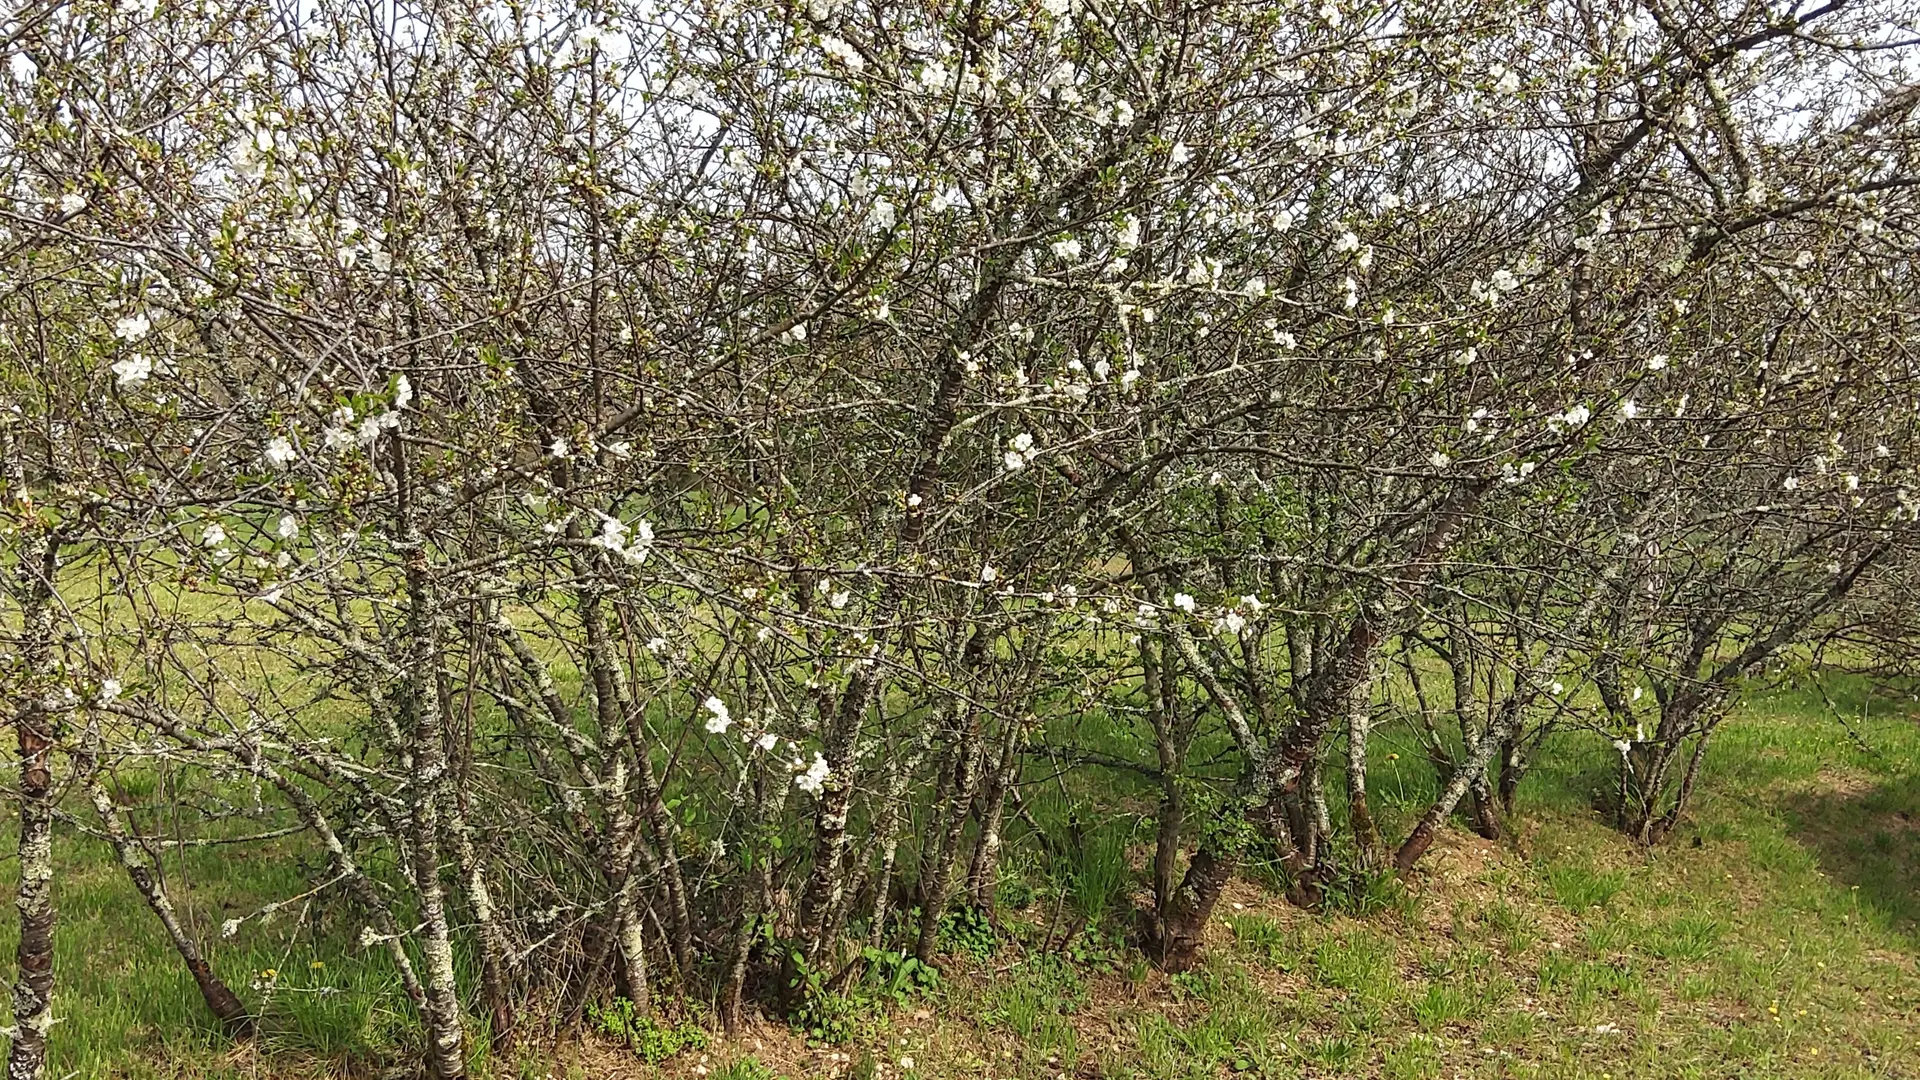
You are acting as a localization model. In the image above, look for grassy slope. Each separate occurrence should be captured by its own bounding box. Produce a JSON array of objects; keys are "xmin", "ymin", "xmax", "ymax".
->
[{"xmin": 6, "ymin": 680, "xmax": 1920, "ymax": 1079}]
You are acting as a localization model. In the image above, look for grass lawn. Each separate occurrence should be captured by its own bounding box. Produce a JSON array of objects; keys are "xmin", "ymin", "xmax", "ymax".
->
[{"xmin": 6, "ymin": 677, "xmax": 1918, "ymax": 1079}]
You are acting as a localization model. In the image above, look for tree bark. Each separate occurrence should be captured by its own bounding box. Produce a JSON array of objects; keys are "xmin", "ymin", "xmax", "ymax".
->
[{"xmin": 8, "ymin": 530, "xmax": 58, "ymax": 1080}]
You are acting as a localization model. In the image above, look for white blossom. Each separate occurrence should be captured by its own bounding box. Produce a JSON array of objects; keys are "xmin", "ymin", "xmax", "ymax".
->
[
  {"xmin": 264, "ymin": 437, "xmax": 296, "ymax": 468},
  {"xmin": 201, "ymin": 523, "xmax": 226, "ymax": 547},
  {"xmin": 1173, "ymin": 593, "xmax": 1197, "ymax": 613},
  {"xmin": 794, "ymin": 752, "xmax": 831, "ymax": 794},
  {"xmin": 703, "ymin": 696, "xmax": 732, "ymax": 734},
  {"xmin": 114, "ymin": 312, "xmax": 151, "ymax": 341},
  {"xmin": 820, "ymin": 35, "xmax": 863, "ymax": 69},
  {"xmin": 111, "ymin": 353, "xmax": 153, "ymax": 387},
  {"xmin": 275, "ymin": 514, "xmax": 299, "ymax": 540}
]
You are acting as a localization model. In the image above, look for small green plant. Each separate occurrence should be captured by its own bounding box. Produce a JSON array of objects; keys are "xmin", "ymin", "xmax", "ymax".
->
[
  {"xmin": 1544, "ymin": 863, "xmax": 1626, "ymax": 911},
  {"xmin": 712, "ymin": 1058, "xmax": 786, "ymax": 1080},
  {"xmin": 861, "ymin": 946, "xmax": 941, "ymax": 1006},
  {"xmin": 937, "ymin": 905, "xmax": 998, "ymax": 960},
  {"xmin": 1227, "ymin": 913, "xmax": 1297, "ymax": 969},
  {"xmin": 1324, "ymin": 868, "xmax": 1418, "ymax": 918},
  {"xmin": 1312, "ymin": 929, "xmax": 1396, "ymax": 998},
  {"xmin": 1646, "ymin": 913, "xmax": 1723, "ymax": 961},
  {"xmin": 586, "ymin": 998, "xmax": 708, "ymax": 1064},
  {"xmin": 1411, "ymin": 983, "xmax": 1472, "ymax": 1030},
  {"xmin": 788, "ymin": 948, "xmax": 939, "ymax": 1044}
]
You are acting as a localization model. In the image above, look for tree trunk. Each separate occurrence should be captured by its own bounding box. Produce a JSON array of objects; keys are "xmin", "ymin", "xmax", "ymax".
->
[
  {"xmin": 1344, "ymin": 681, "xmax": 1384, "ymax": 869},
  {"xmin": 913, "ymin": 718, "xmax": 982, "ymax": 964},
  {"xmin": 396, "ymin": 435, "xmax": 467, "ymax": 1080},
  {"xmin": 1149, "ymin": 843, "xmax": 1235, "ymax": 973},
  {"xmin": 8, "ymin": 530, "xmax": 57, "ymax": 1080},
  {"xmin": 798, "ymin": 668, "xmax": 878, "ymax": 963},
  {"xmin": 966, "ymin": 716, "xmax": 1023, "ymax": 913}
]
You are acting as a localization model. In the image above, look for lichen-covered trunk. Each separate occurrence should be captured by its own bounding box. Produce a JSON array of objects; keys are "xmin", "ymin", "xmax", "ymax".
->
[
  {"xmin": 1343, "ymin": 673, "xmax": 1384, "ymax": 869},
  {"xmin": 8, "ymin": 529, "xmax": 57, "ymax": 1080},
  {"xmin": 966, "ymin": 716, "xmax": 1023, "ymax": 913},
  {"xmin": 445, "ymin": 797, "xmax": 514, "ymax": 1050},
  {"xmin": 798, "ymin": 667, "xmax": 879, "ymax": 962},
  {"xmin": 913, "ymin": 715, "xmax": 983, "ymax": 964},
  {"xmin": 395, "ymin": 434, "xmax": 466, "ymax": 1079}
]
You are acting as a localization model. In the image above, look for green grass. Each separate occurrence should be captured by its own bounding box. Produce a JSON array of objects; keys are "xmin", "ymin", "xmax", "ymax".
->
[{"xmin": 5, "ymin": 676, "xmax": 1920, "ymax": 1077}]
